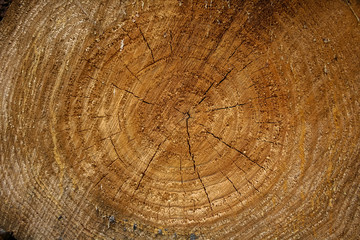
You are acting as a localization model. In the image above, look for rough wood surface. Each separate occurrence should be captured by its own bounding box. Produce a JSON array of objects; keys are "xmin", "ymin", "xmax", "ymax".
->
[{"xmin": 0, "ymin": 0, "xmax": 359, "ymax": 239}]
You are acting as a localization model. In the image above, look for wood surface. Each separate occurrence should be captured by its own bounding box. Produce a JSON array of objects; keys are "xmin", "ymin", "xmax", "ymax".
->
[{"xmin": 0, "ymin": 0, "xmax": 359, "ymax": 239}]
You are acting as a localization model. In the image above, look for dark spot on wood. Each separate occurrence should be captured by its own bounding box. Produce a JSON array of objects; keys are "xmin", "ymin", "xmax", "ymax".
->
[
  {"xmin": 190, "ymin": 233, "xmax": 198, "ymax": 240},
  {"xmin": 0, "ymin": 0, "xmax": 12, "ymax": 22},
  {"xmin": 0, "ymin": 229, "xmax": 17, "ymax": 240}
]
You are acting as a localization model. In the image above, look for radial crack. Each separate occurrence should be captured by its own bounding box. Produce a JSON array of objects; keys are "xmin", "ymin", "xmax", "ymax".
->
[
  {"xmin": 136, "ymin": 57, "xmax": 167, "ymax": 75},
  {"xmin": 124, "ymin": 89, "xmax": 152, "ymax": 104},
  {"xmin": 109, "ymin": 137, "xmax": 126, "ymax": 165},
  {"xmin": 99, "ymin": 131, "xmax": 121, "ymax": 142},
  {"xmin": 135, "ymin": 140, "xmax": 165, "ymax": 190},
  {"xmin": 247, "ymin": 178, "xmax": 260, "ymax": 192},
  {"xmin": 216, "ymin": 59, "xmax": 255, "ymax": 88},
  {"xmin": 209, "ymin": 102, "xmax": 246, "ymax": 112},
  {"xmin": 206, "ymin": 131, "xmax": 265, "ymax": 170},
  {"xmin": 197, "ymin": 96, "xmax": 207, "ymax": 105},
  {"xmin": 112, "ymin": 180, "xmax": 126, "ymax": 201},
  {"xmin": 197, "ymin": 82, "xmax": 214, "ymax": 106},
  {"xmin": 216, "ymin": 68, "xmax": 234, "ymax": 87},
  {"xmin": 196, "ymin": 170, "xmax": 213, "ymax": 211},
  {"xmin": 225, "ymin": 175, "xmax": 242, "ymax": 198},
  {"xmin": 138, "ymin": 25, "xmax": 155, "ymax": 62},
  {"xmin": 235, "ymin": 164, "xmax": 260, "ymax": 193},
  {"xmin": 204, "ymin": 16, "xmax": 235, "ymax": 62},
  {"xmin": 187, "ymin": 139, "xmax": 196, "ymax": 171},
  {"xmin": 124, "ymin": 64, "xmax": 141, "ymax": 82},
  {"xmin": 94, "ymin": 173, "xmax": 109, "ymax": 188},
  {"xmin": 185, "ymin": 114, "xmax": 211, "ymax": 210},
  {"xmin": 228, "ymin": 39, "xmax": 247, "ymax": 60},
  {"xmin": 185, "ymin": 112, "xmax": 196, "ymax": 171},
  {"xmin": 111, "ymin": 83, "xmax": 152, "ymax": 104}
]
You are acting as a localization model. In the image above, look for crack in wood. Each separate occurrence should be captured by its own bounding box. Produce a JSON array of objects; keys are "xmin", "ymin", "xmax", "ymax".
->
[
  {"xmin": 196, "ymin": 169, "xmax": 213, "ymax": 211},
  {"xmin": 206, "ymin": 131, "xmax": 265, "ymax": 170},
  {"xmin": 109, "ymin": 137, "xmax": 126, "ymax": 165},
  {"xmin": 107, "ymin": 157, "xmax": 118, "ymax": 168},
  {"xmin": 74, "ymin": 131, "xmax": 122, "ymax": 158},
  {"xmin": 111, "ymin": 83, "xmax": 152, "ymax": 104},
  {"xmin": 246, "ymin": 82, "xmax": 257, "ymax": 89},
  {"xmin": 137, "ymin": 25, "xmax": 155, "ymax": 62},
  {"xmin": 112, "ymin": 180, "xmax": 126, "ymax": 201},
  {"xmin": 208, "ymin": 102, "xmax": 246, "ymax": 112},
  {"xmin": 120, "ymin": 26, "xmax": 133, "ymax": 41},
  {"xmin": 187, "ymin": 139, "xmax": 196, "ymax": 171},
  {"xmin": 197, "ymin": 82, "xmax": 214, "ymax": 106},
  {"xmin": 124, "ymin": 64, "xmax": 141, "ymax": 82},
  {"xmin": 124, "ymin": 89, "xmax": 152, "ymax": 104},
  {"xmin": 203, "ymin": 15, "xmax": 235, "ymax": 62},
  {"xmin": 135, "ymin": 57, "xmax": 168, "ymax": 75},
  {"xmin": 235, "ymin": 164, "xmax": 260, "ymax": 193},
  {"xmin": 173, "ymin": 107, "xmax": 187, "ymax": 115},
  {"xmin": 228, "ymin": 39, "xmax": 247, "ymax": 60},
  {"xmin": 135, "ymin": 140, "xmax": 165, "ymax": 190},
  {"xmin": 99, "ymin": 131, "xmax": 121, "ymax": 142},
  {"xmin": 224, "ymin": 174, "xmax": 242, "ymax": 198},
  {"xmin": 94, "ymin": 173, "xmax": 109, "ymax": 188},
  {"xmin": 163, "ymin": 108, "xmax": 189, "ymax": 185},
  {"xmin": 251, "ymin": 63, "xmax": 270, "ymax": 74},
  {"xmin": 216, "ymin": 68, "xmax": 234, "ymax": 87},
  {"xmin": 197, "ymin": 96, "xmax": 207, "ymax": 105},
  {"xmin": 216, "ymin": 59, "xmax": 256, "ymax": 88},
  {"xmin": 184, "ymin": 113, "xmax": 212, "ymax": 210},
  {"xmin": 247, "ymin": 178, "xmax": 260, "ymax": 192},
  {"xmin": 185, "ymin": 112, "xmax": 196, "ymax": 171}
]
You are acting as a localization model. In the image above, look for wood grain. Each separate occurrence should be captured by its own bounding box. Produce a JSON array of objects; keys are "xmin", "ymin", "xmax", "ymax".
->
[{"xmin": 0, "ymin": 0, "xmax": 359, "ymax": 239}]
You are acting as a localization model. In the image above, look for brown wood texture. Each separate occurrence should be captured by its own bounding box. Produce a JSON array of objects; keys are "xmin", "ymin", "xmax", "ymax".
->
[{"xmin": 0, "ymin": 0, "xmax": 359, "ymax": 239}]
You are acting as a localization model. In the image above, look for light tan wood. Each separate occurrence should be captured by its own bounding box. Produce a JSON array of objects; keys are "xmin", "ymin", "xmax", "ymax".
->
[{"xmin": 0, "ymin": 0, "xmax": 359, "ymax": 239}]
